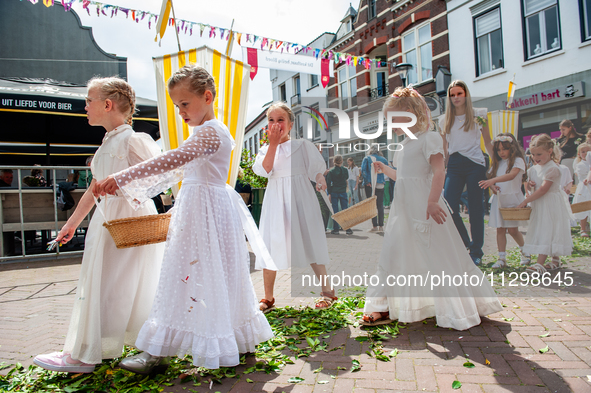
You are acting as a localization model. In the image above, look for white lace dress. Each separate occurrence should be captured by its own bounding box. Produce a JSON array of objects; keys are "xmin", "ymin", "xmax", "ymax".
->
[
  {"xmin": 63, "ymin": 125, "xmax": 165, "ymax": 364},
  {"xmin": 572, "ymin": 157, "xmax": 591, "ymax": 220},
  {"xmin": 113, "ymin": 119, "xmax": 273, "ymax": 369},
  {"xmin": 524, "ymin": 161, "xmax": 574, "ymax": 256},
  {"xmin": 363, "ymin": 131, "xmax": 503, "ymax": 331},
  {"xmin": 488, "ymin": 158, "xmax": 526, "ymax": 228},
  {"xmin": 253, "ymin": 139, "xmax": 329, "ymax": 270}
]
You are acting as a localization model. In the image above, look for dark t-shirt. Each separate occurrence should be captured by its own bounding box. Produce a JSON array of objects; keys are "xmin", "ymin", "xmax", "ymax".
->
[{"xmin": 326, "ymin": 166, "xmax": 349, "ymax": 194}]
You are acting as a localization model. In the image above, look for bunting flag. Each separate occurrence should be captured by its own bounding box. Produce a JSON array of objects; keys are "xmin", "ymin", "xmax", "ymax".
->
[
  {"xmin": 22, "ymin": 0, "xmax": 395, "ymax": 72},
  {"xmin": 153, "ymin": 46, "xmax": 249, "ymax": 188},
  {"xmin": 154, "ymin": 0, "xmax": 171, "ymax": 42},
  {"xmin": 507, "ymin": 76, "xmax": 516, "ymax": 109}
]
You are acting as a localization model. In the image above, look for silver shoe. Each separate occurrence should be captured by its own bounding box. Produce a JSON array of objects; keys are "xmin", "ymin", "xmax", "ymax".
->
[{"xmin": 118, "ymin": 352, "xmax": 167, "ymax": 374}]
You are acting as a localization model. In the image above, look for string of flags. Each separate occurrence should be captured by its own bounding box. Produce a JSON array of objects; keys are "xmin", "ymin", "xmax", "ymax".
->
[{"xmin": 22, "ymin": 0, "xmax": 394, "ymax": 71}]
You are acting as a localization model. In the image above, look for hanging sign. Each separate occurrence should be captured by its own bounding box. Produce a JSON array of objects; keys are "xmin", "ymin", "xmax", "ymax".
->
[{"xmin": 242, "ymin": 47, "xmax": 334, "ymax": 82}]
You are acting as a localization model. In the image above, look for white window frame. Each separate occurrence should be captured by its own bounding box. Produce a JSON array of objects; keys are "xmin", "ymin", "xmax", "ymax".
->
[
  {"xmin": 474, "ymin": 7, "xmax": 504, "ymax": 76},
  {"xmin": 401, "ymin": 22, "xmax": 433, "ymax": 85},
  {"xmin": 582, "ymin": 0, "xmax": 591, "ymax": 41},
  {"xmin": 338, "ymin": 65, "xmax": 357, "ymax": 110},
  {"xmin": 523, "ymin": 0, "xmax": 561, "ymax": 60},
  {"xmin": 371, "ymin": 62, "xmax": 388, "ymax": 99}
]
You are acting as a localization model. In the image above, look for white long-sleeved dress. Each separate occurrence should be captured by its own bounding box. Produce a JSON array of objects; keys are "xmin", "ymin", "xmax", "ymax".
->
[
  {"xmin": 253, "ymin": 139, "xmax": 329, "ymax": 269},
  {"xmin": 63, "ymin": 125, "xmax": 165, "ymax": 364},
  {"xmin": 113, "ymin": 119, "xmax": 273, "ymax": 369}
]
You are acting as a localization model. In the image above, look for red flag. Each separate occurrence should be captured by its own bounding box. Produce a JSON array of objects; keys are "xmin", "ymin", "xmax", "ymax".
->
[
  {"xmin": 321, "ymin": 58, "xmax": 330, "ymax": 88},
  {"xmin": 247, "ymin": 48, "xmax": 258, "ymax": 80}
]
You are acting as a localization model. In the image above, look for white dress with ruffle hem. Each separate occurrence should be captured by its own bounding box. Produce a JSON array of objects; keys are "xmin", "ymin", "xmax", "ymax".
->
[
  {"xmin": 363, "ymin": 131, "xmax": 503, "ymax": 331},
  {"xmin": 523, "ymin": 161, "xmax": 574, "ymax": 256},
  {"xmin": 63, "ymin": 125, "xmax": 165, "ymax": 364},
  {"xmin": 113, "ymin": 119, "xmax": 273, "ymax": 369}
]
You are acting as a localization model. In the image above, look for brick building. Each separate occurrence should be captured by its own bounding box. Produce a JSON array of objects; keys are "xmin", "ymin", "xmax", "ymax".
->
[{"xmin": 325, "ymin": 0, "xmax": 450, "ymax": 165}]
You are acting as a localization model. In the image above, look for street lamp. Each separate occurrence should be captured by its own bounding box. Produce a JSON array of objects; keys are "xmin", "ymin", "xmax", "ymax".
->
[
  {"xmin": 394, "ymin": 63, "xmax": 413, "ymax": 88},
  {"xmin": 435, "ymin": 65, "xmax": 452, "ymax": 112}
]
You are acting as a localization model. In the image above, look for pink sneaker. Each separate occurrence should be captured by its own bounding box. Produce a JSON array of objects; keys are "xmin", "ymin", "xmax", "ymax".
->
[{"xmin": 34, "ymin": 352, "xmax": 95, "ymax": 373}]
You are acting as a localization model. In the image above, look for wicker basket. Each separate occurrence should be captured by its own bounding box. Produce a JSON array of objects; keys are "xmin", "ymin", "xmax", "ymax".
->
[
  {"xmin": 571, "ymin": 200, "xmax": 591, "ymax": 214},
  {"xmin": 570, "ymin": 184, "xmax": 577, "ymax": 195},
  {"xmin": 331, "ymin": 196, "xmax": 378, "ymax": 230},
  {"xmin": 499, "ymin": 207, "xmax": 531, "ymax": 221},
  {"xmin": 103, "ymin": 212, "xmax": 171, "ymax": 249}
]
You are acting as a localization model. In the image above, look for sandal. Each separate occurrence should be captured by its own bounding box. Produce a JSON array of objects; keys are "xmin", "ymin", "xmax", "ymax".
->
[
  {"xmin": 520, "ymin": 251, "xmax": 532, "ymax": 266},
  {"xmin": 314, "ymin": 292, "xmax": 338, "ymax": 311},
  {"xmin": 492, "ymin": 254, "xmax": 506, "ymax": 269},
  {"xmin": 581, "ymin": 232, "xmax": 590, "ymax": 238},
  {"xmin": 360, "ymin": 312, "xmax": 392, "ymax": 326},
  {"xmin": 544, "ymin": 256, "xmax": 561, "ymax": 271},
  {"xmin": 259, "ymin": 298, "xmax": 275, "ymax": 314},
  {"xmin": 526, "ymin": 263, "xmax": 547, "ymax": 274}
]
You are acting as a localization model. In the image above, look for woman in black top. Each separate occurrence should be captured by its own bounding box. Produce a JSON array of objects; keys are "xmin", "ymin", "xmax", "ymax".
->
[{"xmin": 557, "ymin": 119, "xmax": 583, "ymax": 181}]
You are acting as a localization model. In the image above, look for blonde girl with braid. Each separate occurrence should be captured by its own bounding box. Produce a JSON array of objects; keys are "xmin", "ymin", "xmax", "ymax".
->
[
  {"xmin": 34, "ymin": 77, "xmax": 165, "ymax": 373},
  {"xmin": 517, "ymin": 134, "xmax": 573, "ymax": 273}
]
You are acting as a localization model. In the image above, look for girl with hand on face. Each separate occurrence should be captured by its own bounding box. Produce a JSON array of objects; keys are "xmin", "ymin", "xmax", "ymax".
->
[
  {"xmin": 361, "ymin": 87, "xmax": 502, "ymax": 330},
  {"xmin": 439, "ymin": 80, "xmax": 493, "ymax": 265},
  {"xmin": 518, "ymin": 134, "xmax": 573, "ymax": 274},
  {"xmin": 253, "ymin": 102, "xmax": 336, "ymax": 313}
]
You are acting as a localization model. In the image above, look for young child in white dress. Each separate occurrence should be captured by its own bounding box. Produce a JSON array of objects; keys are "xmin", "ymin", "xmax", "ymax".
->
[
  {"xmin": 95, "ymin": 65, "xmax": 273, "ymax": 371},
  {"xmin": 478, "ymin": 133, "xmax": 530, "ymax": 268},
  {"xmin": 574, "ymin": 143, "xmax": 591, "ymax": 236},
  {"xmin": 361, "ymin": 87, "xmax": 502, "ymax": 331},
  {"xmin": 253, "ymin": 102, "xmax": 336, "ymax": 313},
  {"xmin": 518, "ymin": 134, "xmax": 573, "ymax": 273},
  {"xmin": 34, "ymin": 77, "xmax": 165, "ymax": 373}
]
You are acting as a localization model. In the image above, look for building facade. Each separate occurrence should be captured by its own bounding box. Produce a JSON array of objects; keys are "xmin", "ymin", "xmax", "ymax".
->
[
  {"xmin": 446, "ymin": 0, "xmax": 591, "ymax": 143},
  {"xmin": 326, "ymin": 0, "xmax": 451, "ymax": 166}
]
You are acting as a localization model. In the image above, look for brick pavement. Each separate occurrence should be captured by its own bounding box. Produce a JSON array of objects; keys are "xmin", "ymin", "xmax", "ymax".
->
[{"xmin": 1, "ymin": 213, "xmax": 591, "ymax": 392}]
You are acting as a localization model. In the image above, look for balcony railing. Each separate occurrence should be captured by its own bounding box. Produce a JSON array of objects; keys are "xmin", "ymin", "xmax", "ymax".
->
[
  {"xmin": 370, "ymin": 83, "xmax": 389, "ymax": 101},
  {"xmin": 291, "ymin": 93, "xmax": 301, "ymax": 107}
]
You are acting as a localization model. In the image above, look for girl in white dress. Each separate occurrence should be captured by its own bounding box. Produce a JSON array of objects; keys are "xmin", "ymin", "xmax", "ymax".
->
[
  {"xmin": 573, "ymin": 143, "xmax": 591, "ymax": 237},
  {"xmin": 518, "ymin": 134, "xmax": 573, "ymax": 273},
  {"xmin": 34, "ymin": 77, "xmax": 165, "ymax": 373},
  {"xmin": 478, "ymin": 133, "xmax": 530, "ymax": 268},
  {"xmin": 96, "ymin": 65, "xmax": 273, "ymax": 371},
  {"xmin": 361, "ymin": 87, "xmax": 502, "ymax": 331},
  {"xmin": 253, "ymin": 103, "xmax": 336, "ymax": 313}
]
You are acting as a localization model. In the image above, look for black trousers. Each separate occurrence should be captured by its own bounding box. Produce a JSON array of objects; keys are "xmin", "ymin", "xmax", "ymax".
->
[{"xmin": 365, "ymin": 185, "xmax": 384, "ymax": 227}]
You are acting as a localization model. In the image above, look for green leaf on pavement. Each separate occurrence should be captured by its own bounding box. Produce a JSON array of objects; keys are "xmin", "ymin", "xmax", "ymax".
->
[
  {"xmin": 288, "ymin": 377, "xmax": 304, "ymax": 383},
  {"xmin": 452, "ymin": 380, "xmax": 462, "ymax": 389},
  {"xmin": 539, "ymin": 332, "xmax": 550, "ymax": 338},
  {"xmin": 463, "ymin": 361, "xmax": 475, "ymax": 368},
  {"xmin": 539, "ymin": 346, "xmax": 549, "ymax": 353}
]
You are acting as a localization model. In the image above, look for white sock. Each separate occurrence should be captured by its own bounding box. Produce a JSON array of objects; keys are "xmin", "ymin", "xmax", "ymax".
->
[{"xmin": 498, "ymin": 251, "xmax": 506, "ymax": 258}]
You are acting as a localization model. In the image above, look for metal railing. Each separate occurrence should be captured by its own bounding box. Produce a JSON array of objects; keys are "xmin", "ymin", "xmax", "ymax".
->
[
  {"xmin": 370, "ymin": 83, "xmax": 389, "ymax": 100},
  {"xmin": 291, "ymin": 93, "xmax": 301, "ymax": 107},
  {"xmin": 0, "ymin": 165, "xmax": 92, "ymax": 262}
]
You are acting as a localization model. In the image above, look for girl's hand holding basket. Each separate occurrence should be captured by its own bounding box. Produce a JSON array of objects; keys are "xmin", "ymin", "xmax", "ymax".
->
[{"xmin": 478, "ymin": 179, "xmax": 496, "ymax": 189}]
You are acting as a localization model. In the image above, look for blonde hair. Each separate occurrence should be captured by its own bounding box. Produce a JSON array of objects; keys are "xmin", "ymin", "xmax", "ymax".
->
[
  {"xmin": 442, "ymin": 80, "xmax": 475, "ymax": 135},
  {"xmin": 334, "ymin": 155, "xmax": 343, "ymax": 165},
  {"xmin": 575, "ymin": 142, "xmax": 591, "ymax": 163},
  {"xmin": 168, "ymin": 64, "xmax": 217, "ymax": 99},
  {"xmin": 383, "ymin": 86, "xmax": 430, "ymax": 132},
  {"xmin": 87, "ymin": 77, "xmax": 136, "ymax": 125},
  {"xmin": 266, "ymin": 102, "xmax": 295, "ymax": 123},
  {"xmin": 529, "ymin": 134, "xmax": 557, "ymax": 163}
]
